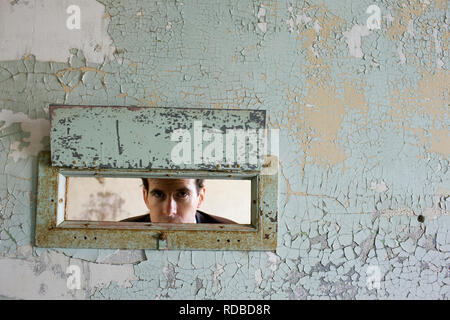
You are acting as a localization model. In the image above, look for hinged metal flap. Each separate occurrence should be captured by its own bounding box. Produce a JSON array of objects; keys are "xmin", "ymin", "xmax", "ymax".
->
[{"xmin": 50, "ymin": 105, "xmax": 266, "ymax": 171}]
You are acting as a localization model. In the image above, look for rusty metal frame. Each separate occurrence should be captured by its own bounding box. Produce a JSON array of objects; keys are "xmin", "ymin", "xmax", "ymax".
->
[{"xmin": 35, "ymin": 151, "xmax": 278, "ymax": 250}]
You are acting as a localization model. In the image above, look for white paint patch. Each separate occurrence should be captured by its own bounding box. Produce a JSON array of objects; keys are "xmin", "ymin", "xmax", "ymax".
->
[
  {"xmin": 213, "ymin": 263, "xmax": 225, "ymax": 293},
  {"xmin": 343, "ymin": 24, "xmax": 371, "ymax": 58},
  {"xmin": 257, "ymin": 6, "xmax": 267, "ymax": 33},
  {"xmin": 436, "ymin": 187, "xmax": 450, "ymax": 196},
  {"xmin": 370, "ymin": 180, "xmax": 388, "ymax": 193},
  {"xmin": 384, "ymin": 14, "xmax": 395, "ymax": 24},
  {"xmin": 0, "ymin": 256, "xmax": 76, "ymax": 299},
  {"xmin": 286, "ymin": 18, "xmax": 295, "ymax": 32},
  {"xmin": 257, "ymin": 6, "xmax": 266, "ymax": 20},
  {"xmin": 422, "ymin": 0, "xmax": 431, "ymax": 8},
  {"xmin": 296, "ymin": 14, "xmax": 311, "ymax": 26},
  {"xmin": 96, "ymin": 249, "xmax": 147, "ymax": 265},
  {"xmin": 310, "ymin": 45, "xmax": 319, "ymax": 58},
  {"xmin": 257, "ymin": 22, "xmax": 267, "ymax": 33},
  {"xmin": 432, "ymin": 27, "xmax": 444, "ymax": 69},
  {"xmin": 162, "ymin": 263, "xmax": 176, "ymax": 288},
  {"xmin": 266, "ymin": 252, "xmax": 281, "ymax": 274},
  {"xmin": 286, "ymin": 7, "xmax": 311, "ymax": 34},
  {"xmin": 87, "ymin": 262, "xmax": 138, "ymax": 289},
  {"xmin": 0, "ymin": 109, "xmax": 50, "ymax": 162},
  {"xmin": 397, "ymin": 43, "xmax": 407, "ymax": 64},
  {"xmin": 258, "ymin": 22, "xmax": 267, "ymax": 32},
  {"xmin": 407, "ymin": 19, "xmax": 415, "ymax": 37},
  {"xmin": 0, "ymin": 250, "xmax": 138, "ymax": 299},
  {"xmin": 255, "ymin": 268, "xmax": 263, "ymax": 288},
  {"xmin": 13, "ymin": 245, "xmax": 34, "ymax": 259},
  {"xmin": 0, "ymin": 0, "xmax": 115, "ymax": 64},
  {"xmin": 381, "ymin": 202, "xmax": 449, "ymax": 218},
  {"xmin": 380, "ymin": 208, "xmax": 414, "ymax": 217},
  {"xmin": 422, "ymin": 195, "xmax": 449, "ymax": 219},
  {"xmin": 313, "ymin": 20, "xmax": 321, "ymax": 34}
]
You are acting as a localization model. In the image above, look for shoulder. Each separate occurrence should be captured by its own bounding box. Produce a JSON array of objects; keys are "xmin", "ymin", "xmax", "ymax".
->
[{"xmin": 196, "ymin": 210, "xmax": 237, "ymax": 224}]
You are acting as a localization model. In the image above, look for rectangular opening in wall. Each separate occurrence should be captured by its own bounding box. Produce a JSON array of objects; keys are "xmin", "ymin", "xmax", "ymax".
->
[
  {"xmin": 62, "ymin": 175, "xmax": 253, "ymax": 225},
  {"xmin": 36, "ymin": 151, "xmax": 277, "ymax": 250},
  {"xmin": 38, "ymin": 105, "xmax": 277, "ymax": 250}
]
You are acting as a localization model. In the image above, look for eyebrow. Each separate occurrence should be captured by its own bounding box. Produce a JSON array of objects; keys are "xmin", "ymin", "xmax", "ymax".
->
[{"xmin": 149, "ymin": 187, "xmax": 191, "ymax": 193}]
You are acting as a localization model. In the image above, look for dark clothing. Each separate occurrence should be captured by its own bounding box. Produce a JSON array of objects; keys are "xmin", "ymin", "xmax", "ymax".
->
[
  {"xmin": 194, "ymin": 210, "xmax": 237, "ymax": 224},
  {"xmin": 121, "ymin": 210, "xmax": 237, "ymax": 224}
]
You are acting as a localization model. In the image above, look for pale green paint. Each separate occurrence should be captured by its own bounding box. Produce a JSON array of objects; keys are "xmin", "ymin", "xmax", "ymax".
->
[
  {"xmin": 0, "ymin": 0, "xmax": 448, "ymax": 300},
  {"xmin": 50, "ymin": 105, "xmax": 265, "ymax": 171}
]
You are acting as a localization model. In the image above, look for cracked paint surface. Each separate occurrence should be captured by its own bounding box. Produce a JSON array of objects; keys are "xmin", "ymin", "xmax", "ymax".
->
[
  {"xmin": 0, "ymin": 0, "xmax": 449, "ymax": 299},
  {"xmin": 0, "ymin": 0, "xmax": 115, "ymax": 64}
]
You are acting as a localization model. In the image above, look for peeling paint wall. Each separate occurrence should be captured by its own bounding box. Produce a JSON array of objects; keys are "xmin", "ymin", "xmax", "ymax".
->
[{"xmin": 0, "ymin": 0, "xmax": 448, "ymax": 299}]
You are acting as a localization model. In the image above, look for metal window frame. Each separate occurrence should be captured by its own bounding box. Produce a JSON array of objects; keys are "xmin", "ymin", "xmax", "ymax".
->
[{"xmin": 35, "ymin": 151, "xmax": 278, "ymax": 251}]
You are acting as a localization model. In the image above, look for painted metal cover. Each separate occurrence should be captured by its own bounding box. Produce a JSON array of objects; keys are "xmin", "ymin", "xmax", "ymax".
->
[{"xmin": 50, "ymin": 105, "xmax": 266, "ymax": 171}]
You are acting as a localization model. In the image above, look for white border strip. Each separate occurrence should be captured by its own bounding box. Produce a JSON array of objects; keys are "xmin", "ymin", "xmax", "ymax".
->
[{"xmin": 56, "ymin": 173, "xmax": 66, "ymax": 226}]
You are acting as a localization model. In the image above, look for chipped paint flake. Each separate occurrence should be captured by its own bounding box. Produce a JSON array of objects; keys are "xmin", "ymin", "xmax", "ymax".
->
[
  {"xmin": 0, "ymin": 0, "xmax": 448, "ymax": 300},
  {"xmin": 343, "ymin": 24, "xmax": 371, "ymax": 58},
  {"xmin": 0, "ymin": 0, "xmax": 115, "ymax": 64},
  {"xmin": 0, "ymin": 109, "xmax": 50, "ymax": 161},
  {"xmin": 0, "ymin": 250, "xmax": 138, "ymax": 299},
  {"xmin": 370, "ymin": 180, "xmax": 389, "ymax": 193}
]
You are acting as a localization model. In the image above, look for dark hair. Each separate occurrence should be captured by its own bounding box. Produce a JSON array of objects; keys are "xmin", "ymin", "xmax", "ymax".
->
[{"xmin": 141, "ymin": 178, "xmax": 204, "ymax": 195}]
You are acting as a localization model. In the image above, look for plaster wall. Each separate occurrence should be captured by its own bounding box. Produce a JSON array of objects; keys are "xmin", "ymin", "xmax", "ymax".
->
[
  {"xmin": 66, "ymin": 177, "xmax": 251, "ymax": 224},
  {"xmin": 0, "ymin": 0, "xmax": 448, "ymax": 299}
]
